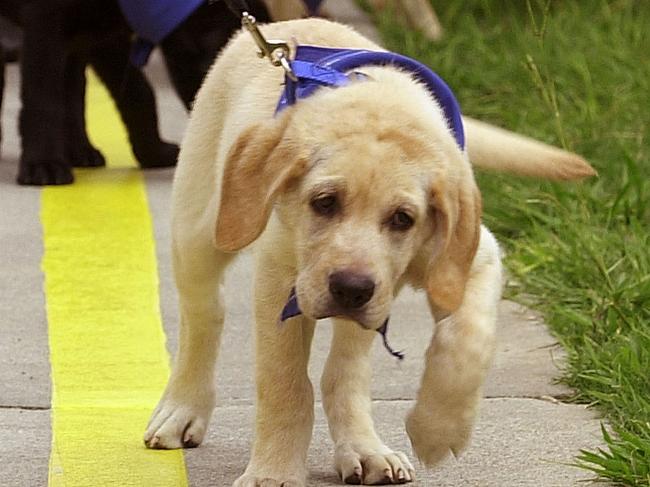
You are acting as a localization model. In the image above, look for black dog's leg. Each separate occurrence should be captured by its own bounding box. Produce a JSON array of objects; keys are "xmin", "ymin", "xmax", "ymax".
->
[
  {"xmin": 89, "ymin": 38, "xmax": 178, "ymax": 169},
  {"xmin": 1, "ymin": 42, "xmax": 4, "ymax": 152},
  {"xmin": 160, "ymin": 0, "xmax": 270, "ymax": 110},
  {"xmin": 16, "ymin": 3, "xmax": 72, "ymax": 185},
  {"xmin": 64, "ymin": 54, "xmax": 105, "ymax": 168}
]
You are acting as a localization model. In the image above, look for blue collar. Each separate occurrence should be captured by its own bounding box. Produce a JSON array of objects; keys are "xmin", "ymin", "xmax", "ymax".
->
[
  {"xmin": 276, "ymin": 45, "xmax": 465, "ymax": 150},
  {"xmin": 277, "ymin": 46, "xmax": 466, "ymax": 360}
]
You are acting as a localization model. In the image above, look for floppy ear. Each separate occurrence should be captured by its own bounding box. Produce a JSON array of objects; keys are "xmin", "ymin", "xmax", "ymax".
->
[
  {"xmin": 215, "ymin": 114, "xmax": 308, "ymax": 251},
  {"xmin": 426, "ymin": 165, "xmax": 482, "ymax": 313}
]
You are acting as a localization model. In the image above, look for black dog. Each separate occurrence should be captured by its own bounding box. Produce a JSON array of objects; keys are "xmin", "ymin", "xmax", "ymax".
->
[{"xmin": 0, "ymin": 0, "xmax": 269, "ymax": 185}]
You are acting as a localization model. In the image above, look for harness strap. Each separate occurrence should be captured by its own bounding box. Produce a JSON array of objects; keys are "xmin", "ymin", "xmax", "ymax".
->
[
  {"xmin": 277, "ymin": 45, "xmax": 465, "ymax": 150},
  {"xmin": 280, "ymin": 287, "xmax": 301, "ymax": 321},
  {"xmin": 280, "ymin": 288, "xmax": 404, "ymax": 360}
]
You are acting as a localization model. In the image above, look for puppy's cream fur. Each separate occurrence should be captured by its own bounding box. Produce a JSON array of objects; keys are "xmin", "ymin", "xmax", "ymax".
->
[{"xmin": 143, "ymin": 19, "xmax": 594, "ymax": 486}]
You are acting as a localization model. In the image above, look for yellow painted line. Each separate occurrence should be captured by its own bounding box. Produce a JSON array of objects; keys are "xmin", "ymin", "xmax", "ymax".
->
[{"xmin": 42, "ymin": 71, "xmax": 187, "ymax": 486}]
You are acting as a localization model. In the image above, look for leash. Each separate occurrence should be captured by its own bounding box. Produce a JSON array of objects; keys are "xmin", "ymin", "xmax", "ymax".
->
[{"xmin": 223, "ymin": 0, "xmax": 297, "ymax": 80}]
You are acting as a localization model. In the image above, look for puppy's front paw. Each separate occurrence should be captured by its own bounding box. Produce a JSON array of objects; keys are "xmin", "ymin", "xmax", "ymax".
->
[
  {"xmin": 335, "ymin": 443, "xmax": 415, "ymax": 485},
  {"xmin": 143, "ymin": 389, "xmax": 215, "ymax": 450},
  {"xmin": 233, "ymin": 473, "xmax": 304, "ymax": 487},
  {"xmin": 405, "ymin": 404, "xmax": 475, "ymax": 467}
]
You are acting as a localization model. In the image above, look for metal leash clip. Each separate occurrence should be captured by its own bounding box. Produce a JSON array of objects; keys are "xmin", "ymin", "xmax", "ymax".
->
[{"xmin": 241, "ymin": 12, "xmax": 297, "ymax": 81}]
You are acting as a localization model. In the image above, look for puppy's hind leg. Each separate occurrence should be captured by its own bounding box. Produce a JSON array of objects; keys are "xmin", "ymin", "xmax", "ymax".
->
[
  {"xmin": 322, "ymin": 319, "xmax": 415, "ymax": 485},
  {"xmin": 144, "ymin": 231, "xmax": 233, "ymax": 450}
]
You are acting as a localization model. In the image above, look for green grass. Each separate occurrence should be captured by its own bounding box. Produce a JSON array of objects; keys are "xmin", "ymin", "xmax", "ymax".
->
[{"xmin": 368, "ymin": 0, "xmax": 650, "ymax": 484}]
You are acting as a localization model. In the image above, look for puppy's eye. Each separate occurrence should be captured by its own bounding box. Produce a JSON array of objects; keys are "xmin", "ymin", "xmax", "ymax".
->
[
  {"xmin": 311, "ymin": 195, "xmax": 339, "ymax": 216},
  {"xmin": 389, "ymin": 210, "xmax": 414, "ymax": 231}
]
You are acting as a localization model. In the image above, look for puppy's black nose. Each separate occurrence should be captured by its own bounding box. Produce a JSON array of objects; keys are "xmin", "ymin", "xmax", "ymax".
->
[{"xmin": 329, "ymin": 271, "xmax": 375, "ymax": 309}]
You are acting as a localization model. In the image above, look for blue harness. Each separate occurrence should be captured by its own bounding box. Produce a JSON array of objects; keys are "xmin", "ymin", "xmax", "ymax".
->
[
  {"xmin": 277, "ymin": 46, "xmax": 466, "ymax": 359},
  {"xmin": 276, "ymin": 45, "xmax": 465, "ymax": 149}
]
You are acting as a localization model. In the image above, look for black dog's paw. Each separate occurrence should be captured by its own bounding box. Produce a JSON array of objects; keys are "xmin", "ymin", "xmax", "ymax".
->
[
  {"xmin": 68, "ymin": 143, "xmax": 106, "ymax": 168},
  {"xmin": 17, "ymin": 160, "xmax": 74, "ymax": 186},
  {"xmin": 135, "ymin": 142, "xmax": 179, "ymax": 169}
]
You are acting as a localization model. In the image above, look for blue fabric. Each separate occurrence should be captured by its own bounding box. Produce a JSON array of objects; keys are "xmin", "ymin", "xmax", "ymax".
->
[
  {"xmin": 118, "ymin": 0, "xmax": 204, "ymax": 66},
  {"xmin": 280, "ymin": 288, "xmax": 302, "ymax": 321},
  {"xmin": 304, "ymin": 0, "xmax": 324, "ymax": 15},
  {"xmin": 276, "ymin": 45, "xmax": 465, "ymax": 150},
  {"xmin": 280, "ymin": 288, "xmax": 403, "ymax": 360}
]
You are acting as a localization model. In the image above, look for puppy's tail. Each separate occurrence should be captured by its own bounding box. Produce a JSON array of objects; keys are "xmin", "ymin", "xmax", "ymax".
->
[{"xmin": 464, "ymin": 117, "xmax": 597, "ymax": 180}]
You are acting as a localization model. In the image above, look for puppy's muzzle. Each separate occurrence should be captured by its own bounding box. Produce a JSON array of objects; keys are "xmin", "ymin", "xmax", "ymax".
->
[{"xmin": 328, "ymin": 271, "xmax": 375, "ymax": 310}]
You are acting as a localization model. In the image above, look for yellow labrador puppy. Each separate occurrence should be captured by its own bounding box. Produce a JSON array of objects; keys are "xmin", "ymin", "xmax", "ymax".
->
[{"xmin": 143, "ymin": 18, "xmax": 594, "ymax": 486}]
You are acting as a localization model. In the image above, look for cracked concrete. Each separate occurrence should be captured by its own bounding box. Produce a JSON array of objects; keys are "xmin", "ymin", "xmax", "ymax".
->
[
  {"xmin": 0, "ymin": 2, "xmax": 606, "ymax": 485},
  {"xmin": 0, "ymin": 405, "xmax": 51, "ymax": 411}
]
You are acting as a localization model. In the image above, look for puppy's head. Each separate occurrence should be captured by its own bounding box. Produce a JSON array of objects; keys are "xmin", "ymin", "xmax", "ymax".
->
[{"xmin": 215, "ymin": 77, "xmax": 481, "ymax": 328}]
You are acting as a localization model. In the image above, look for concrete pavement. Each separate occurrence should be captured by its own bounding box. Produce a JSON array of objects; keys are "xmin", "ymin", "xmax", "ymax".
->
[{"xmin": 0, "ymin": 2, "xmax": 605, "ymax": 485}]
